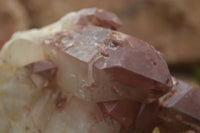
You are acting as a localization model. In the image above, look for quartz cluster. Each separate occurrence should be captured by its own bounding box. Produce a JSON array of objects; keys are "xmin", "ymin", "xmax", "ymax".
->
[{"xmin": 0, "ymin": 8, "xmax": 199, "ymax": 133}]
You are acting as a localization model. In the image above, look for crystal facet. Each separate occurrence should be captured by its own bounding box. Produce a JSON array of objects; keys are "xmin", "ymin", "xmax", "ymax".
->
[{"xmin": 159, "ymin": 79, "xmax": 200, "ymax": 133}]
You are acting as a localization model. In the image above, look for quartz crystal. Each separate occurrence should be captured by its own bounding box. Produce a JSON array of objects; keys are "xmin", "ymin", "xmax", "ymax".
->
[
  {"xmin": 0, "ymin": 8, "xmax": 199, "ymax": 133},
  {"xmin": 159, "ymin": 78, "xmax": 200, "ymax": 133}
]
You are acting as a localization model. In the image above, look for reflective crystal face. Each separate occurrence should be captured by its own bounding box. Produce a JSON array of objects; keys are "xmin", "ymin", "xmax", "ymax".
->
[{"xmin": 43, "ymin": 25, "xmax": 172, "ymax": 103}]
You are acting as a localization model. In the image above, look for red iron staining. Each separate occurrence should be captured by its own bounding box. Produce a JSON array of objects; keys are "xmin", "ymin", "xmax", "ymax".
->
[
  {"xmin": 97, "ymin": 100, "xmax": 140, "ymax": 128},
  {"xmin": 94, "ymin": 33, "xmax": 172, "ymax": 103},
  {"xmin": 133, "ymin": 101, "xmax": 160, "ymax": 133},
  {"xmin": 55, "ymin": 92, "xmax": 67, "ymax": 110},
  {"xmin": 25, "ymin": 60, "xmax": 57, "ymax": 88},
  {"xmin": 77, "ymin": 8, "xmax": 122, "ymax": 30},
  {"xmin": 158, "ymin": 79, "xmax": 200, "ymax": 132}
]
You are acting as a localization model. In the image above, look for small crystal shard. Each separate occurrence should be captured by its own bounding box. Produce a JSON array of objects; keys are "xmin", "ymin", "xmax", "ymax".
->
[
  {"xmin": 25, "ymin": 60, "xmax": 57, "ymax": 88},
  {"xmin": 75, "ymin": 8, "xmax": 122, "ymax": 30},
  {"xmin": 97, "ymin": 100, "xmax": 140, "ymax": 129}
]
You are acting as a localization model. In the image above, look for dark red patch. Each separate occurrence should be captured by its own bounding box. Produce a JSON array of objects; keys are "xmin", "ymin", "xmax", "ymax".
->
[
  {"xmin": 55, "ymin": 92, "xmax": 67, "ymax": 110},
  {"xmin": 25, "ymin": 60, "xmax": 57, "ymax": 88},
  {"xmin": 97, "ymin": 100, "xmax": 140, "ymax": 128}
]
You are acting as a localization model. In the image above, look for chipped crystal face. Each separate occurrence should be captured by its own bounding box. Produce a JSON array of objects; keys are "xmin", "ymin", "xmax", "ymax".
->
[{"xmin": 0, "ymin": 8, "xmax": 199, "ymax": 133}]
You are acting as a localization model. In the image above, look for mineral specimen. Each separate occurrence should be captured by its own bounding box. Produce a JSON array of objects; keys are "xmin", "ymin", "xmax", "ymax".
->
[{"xmin": 0, "ymin": 8, "xmax": 199, "ymax": 133}]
